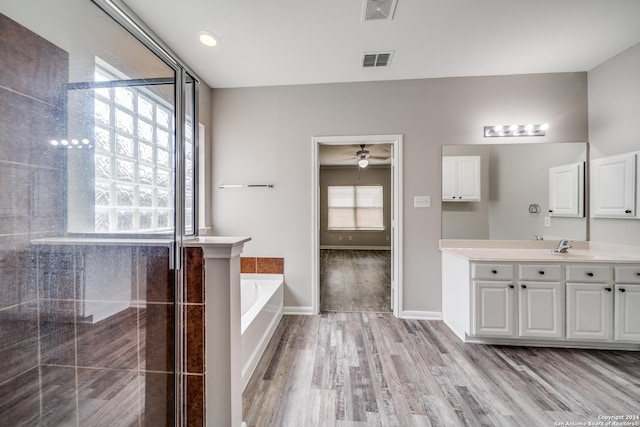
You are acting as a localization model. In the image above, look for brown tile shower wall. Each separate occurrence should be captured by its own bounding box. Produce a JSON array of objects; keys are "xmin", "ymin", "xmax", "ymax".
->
[
  {"xmin": 240, "ymin": 257, "xmax": 285, "ymax": 274},
  {"xmin": 183, "ymin": 247, "xmax": 205, "ymax": 426},
  {"xmin": 0, "ymin": 11, "xmax": 67, "ymax": 406}
]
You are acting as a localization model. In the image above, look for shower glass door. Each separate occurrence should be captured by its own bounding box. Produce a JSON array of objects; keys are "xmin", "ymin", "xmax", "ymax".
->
[{"xmin": 0, "ymin": 0, "xmax": 193, "ymax": 424}]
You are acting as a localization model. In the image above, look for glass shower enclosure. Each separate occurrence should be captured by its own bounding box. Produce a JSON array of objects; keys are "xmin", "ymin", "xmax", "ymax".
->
[{"xmin": 0, "ymin": 0, "xmax": 196, "ymax": 424}]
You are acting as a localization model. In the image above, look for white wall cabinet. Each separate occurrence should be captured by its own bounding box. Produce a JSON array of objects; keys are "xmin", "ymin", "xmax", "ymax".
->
[
  {"xmin": 442, "ymin": 156, "xmax": 481, "ymax": 202},
  {"xmin": 548, "ymin": 162, "xmax": 584, "ymax": 217},
  {"xmin": 591, "ymin": 152, "xmax": 638, "ymax": 218}
]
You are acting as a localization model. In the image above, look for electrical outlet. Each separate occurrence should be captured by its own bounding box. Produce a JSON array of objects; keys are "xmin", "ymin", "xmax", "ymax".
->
[
  {"xmin": 544, "ymin": 216, "xmax": 551, "ymax": 227},
  {"xmin": 348, "ymin": 236, "xmax": 352, "ymax": 241},
  {"xmin": 338, "ymin": 235, "xmax": 342, "ymax": 240}
]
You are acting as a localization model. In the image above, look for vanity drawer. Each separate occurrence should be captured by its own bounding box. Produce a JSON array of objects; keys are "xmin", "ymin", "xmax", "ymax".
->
[
  {"xmin": 519, "ymin": 264, "xmax": 562, "ymax": 281},
  {"xmin": 472, "ymin": 263, "xmax": 513, "ymax": 280},
  {"xmin": 566, "ymin": 265, "xmax": 612, "ymax": 283},
  {"xmin": 615, "ymin": 265, "xmax": 640, "ymax": 283}
]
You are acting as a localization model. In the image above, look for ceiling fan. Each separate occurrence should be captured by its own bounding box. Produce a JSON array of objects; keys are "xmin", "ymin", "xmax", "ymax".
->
[
  {"xmin": 356, "ymin": 144, "xmax": 370, "ymax": 168},
  {"xmin": 318, "ymin": 143, "xmax": 392, "ymax": 167}
]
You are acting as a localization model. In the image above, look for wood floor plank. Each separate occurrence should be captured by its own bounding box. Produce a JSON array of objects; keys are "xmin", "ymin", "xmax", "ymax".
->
[
  {"xmin": 243, "ymin": 314, "xmax": 640, "ymax": 427},
  {"xmin": 320, "ymin": 250, "xmax": 391, "ymax": 313}
]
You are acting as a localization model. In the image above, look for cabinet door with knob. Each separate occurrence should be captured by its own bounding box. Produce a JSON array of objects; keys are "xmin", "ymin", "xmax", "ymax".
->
[
  {"xmin": 518, "ymin": 265, "xmax": 564, "ymax": 339},
  {"xmin": 472, "ymin": 280, "xmax": 516, "ymax": 337},
  {"xmin": 614, "ymin": 265, "xmax": 640, "ymax": 343},
  {"xmin": 566, "ymin": 283, "xmax": 614, "ymax": 341},
  {"xmin": 442, "ymin": 156, "xmax": 481, "ymax": 202},
  {"xmin": 590, "ymin": 152, "xmax": 637, "ymax": 218},
  {"xmin": 614, "ymin": 284, "xmax": 640, "ymax": 342}
]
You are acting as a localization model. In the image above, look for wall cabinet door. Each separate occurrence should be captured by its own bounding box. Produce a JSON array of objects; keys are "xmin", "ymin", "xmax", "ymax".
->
[
  {"xmin": 591, "ymin": 152, "xmax": 637, "ymax": 218},
  {"xmin": 442, "ymin": 156, "xmax": 481, "ymax": 202},
  {"xmin": 566, "ymin": 283, "xmax": 613, "ymax": 341},
  {"xmin": 615, "ymin": 284, "xmax": 640, "ymax": 343},
  {"xmin": 518, "ymin": 281, "xmax": 564, "ymax": 339},
  {"xmin": 548, "ymin": 162, "xmax": 584, "ymax": 217},
  {"xmin": 472, "ymin": 280, "xmax": 515, "ymax": 337}
]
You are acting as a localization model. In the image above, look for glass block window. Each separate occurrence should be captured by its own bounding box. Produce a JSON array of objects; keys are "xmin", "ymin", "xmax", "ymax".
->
[
  {"xmin": 327, "ymin": 185, "xmax": 384, "ymax": 231},
  {"xmin": 93, "ymin": 66, "xmax": 175, "ymax": 233}
]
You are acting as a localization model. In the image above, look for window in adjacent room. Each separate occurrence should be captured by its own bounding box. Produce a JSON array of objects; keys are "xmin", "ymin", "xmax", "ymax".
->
[{"xmin": 327, "ymin": 185, "xmax": 384, "ymax": 231}]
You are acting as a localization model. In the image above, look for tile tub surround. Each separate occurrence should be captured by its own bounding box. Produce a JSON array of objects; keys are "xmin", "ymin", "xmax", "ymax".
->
[
  {"xmin": 241, "ymin": 256, "xmax": 284, "ymax": 274},
  {"xmin": 183, "ymin": 236, "xmax": 251, "ymax": 427}
]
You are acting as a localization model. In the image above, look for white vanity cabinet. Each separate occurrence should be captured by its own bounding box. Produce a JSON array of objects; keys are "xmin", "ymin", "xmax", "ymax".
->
[
  {"xmin": 441, "ymin": 249, "xmax": 640, "ymax": 349},
  {"xmin": 442, "ymin": 156, "xmax": 481, "ymax": 202},
  {"xmin": 566, "ymin": 265, "xmax": 614, "ymax": 341},
  {"xmin": 517, "ymin": 265, "xmax": 564, "ymax": 339},
  {"xmin": 614, "ymin": 265, "xmax": 640, "ymax": 342}
]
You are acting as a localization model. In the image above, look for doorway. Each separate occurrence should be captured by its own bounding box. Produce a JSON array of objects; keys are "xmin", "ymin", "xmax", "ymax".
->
[{"xmin": 311, "ymin": 135, "xmax": 403, "ymax": 316}]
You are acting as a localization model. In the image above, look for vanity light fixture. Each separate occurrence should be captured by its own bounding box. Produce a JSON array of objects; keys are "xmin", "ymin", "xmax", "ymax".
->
[
  {"xmin": 198, "ymin": 31, "xmax": 218, "ymax": 47},
  {"xmin": 484, "ymin": 123, "xmax": 549, "ymax": 137},
  {"xmin": 49, "ymin": 137, "xmax": 92, "ymax": 149}
]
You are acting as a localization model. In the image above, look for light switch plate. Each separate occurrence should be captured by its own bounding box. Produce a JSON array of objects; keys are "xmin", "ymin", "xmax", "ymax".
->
[{"xmin": 414, "ymin": 196, "xmax": 431, "ymax": 208}]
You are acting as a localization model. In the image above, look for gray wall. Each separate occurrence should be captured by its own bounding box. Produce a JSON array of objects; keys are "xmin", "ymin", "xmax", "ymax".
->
[
  {"xmin": 319, "ymin": 166, "xmax": 391, "ymax": 248},
  {"xmin": 588, "ymin": 42, "xmax": 640, "ymax": 246},
  {"xmin": 210, "ymin": 72, "xmax": 588, "ymax": 313}
]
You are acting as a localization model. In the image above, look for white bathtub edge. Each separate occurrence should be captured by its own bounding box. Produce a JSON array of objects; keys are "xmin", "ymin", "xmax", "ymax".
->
[
  {"xmin": 283, "ymin": 306, "xmax": 314, "ymax": 315},
  {"xmin": 241, "ymin": 303, "xmax": 283, "ymax": 392}
]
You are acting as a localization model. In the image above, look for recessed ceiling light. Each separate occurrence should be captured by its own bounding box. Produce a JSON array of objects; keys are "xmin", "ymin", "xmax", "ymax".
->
[{"xmin": 198, "ymin": 31, "xmax": 218, "ymax": 47}]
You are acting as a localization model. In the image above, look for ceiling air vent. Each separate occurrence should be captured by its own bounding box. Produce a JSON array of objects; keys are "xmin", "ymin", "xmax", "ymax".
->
[
  {"xmin": 362, "ymin": 51, "xmax": 394, "ymax": 68},
  {"xmin": 363, "ymin": 0, "xmax": 399, "ymax": 21}
]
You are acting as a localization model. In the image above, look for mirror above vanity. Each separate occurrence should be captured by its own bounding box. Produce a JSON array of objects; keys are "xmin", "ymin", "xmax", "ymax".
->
[{"xmin": 441, "ymin": 142, "xmax": 588, "ymax": 241}]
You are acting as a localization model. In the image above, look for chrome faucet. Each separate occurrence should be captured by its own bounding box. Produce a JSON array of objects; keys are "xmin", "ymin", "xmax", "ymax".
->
[{"xmin": 552, "ymin": 239, "xmax": 572, "ymax": 253}]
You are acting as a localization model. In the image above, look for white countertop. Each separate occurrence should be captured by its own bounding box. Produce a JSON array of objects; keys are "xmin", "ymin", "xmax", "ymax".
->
[
  {"xmin": 440, "ymin": 240, "xmax": 640, "ymax": 263},
  {"xmin": 182, "ymin": 236, "xmax": 251, "ymax": 247}
]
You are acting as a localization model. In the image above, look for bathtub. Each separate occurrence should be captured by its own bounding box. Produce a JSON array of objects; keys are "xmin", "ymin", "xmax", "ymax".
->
[{"xmin": 241, "ymin": 273, "xmax": 284, "ymax": 391}]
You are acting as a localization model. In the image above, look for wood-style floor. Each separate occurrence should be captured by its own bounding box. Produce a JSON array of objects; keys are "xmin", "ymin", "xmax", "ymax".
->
[
  {"xmin": 243, "ymin": 313, "xmax": 640, "ymax": 427},
  {"xmin": 320, "ymin": 250, "xmax": 391, "ymax": 313}
]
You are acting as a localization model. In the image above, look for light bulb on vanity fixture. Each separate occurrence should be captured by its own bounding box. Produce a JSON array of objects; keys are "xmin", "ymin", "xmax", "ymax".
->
[{"xmin": 484, "ymin": 123, "xmax": 549, "ymax": 137}]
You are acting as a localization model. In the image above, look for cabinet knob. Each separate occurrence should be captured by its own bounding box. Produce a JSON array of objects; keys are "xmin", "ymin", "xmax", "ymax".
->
[
  {"xmin": 620, "ymin": 288, "xmax": 626, "ymax": 293},
  {"xmin": 549, "ymin": 210, "xmax": 553, "ymax": 213},
  {"xmin": 586, "ymin": 272, "xmax": 594, "ymax": 277},
  {"xmin": 521, "ymin": 284, "xmax": 527, "ymax": 289},
  {"xmin": 538, "ymin": 270, "xmax": 545, "ymax": 275},
  {"xmin": 605, "ymin": 287, "xmax": 612, "ymax": 292},
  {"xmin": 509, "ymin": 285, "xmax": 514, "ymax": 289},
  {"xmin": 491, "ymin": 270, "xmax": 497, "ymax": 274},
  {"xmin": 636, "ymin": 272, "xmax": 640, "ymax": 276},
  {"xmin": 625, "ymin": 210, "xmax": 632, "ymax": 214}
]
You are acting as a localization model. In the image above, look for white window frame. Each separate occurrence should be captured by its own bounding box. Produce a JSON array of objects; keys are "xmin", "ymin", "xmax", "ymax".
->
[{"xmin": 92, "ymin": 60, "xmax": 177, "ymax": 233}]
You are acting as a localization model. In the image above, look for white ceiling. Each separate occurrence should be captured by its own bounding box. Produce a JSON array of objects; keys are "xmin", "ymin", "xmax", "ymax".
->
[{"xmin": 122, "ymin": 0, "xmax": 640, "ymax": 89}]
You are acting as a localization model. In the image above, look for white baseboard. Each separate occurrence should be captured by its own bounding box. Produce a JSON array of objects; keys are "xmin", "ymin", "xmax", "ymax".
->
[
  {"xmin": 284, "ymin": 306, "xmax": 315, "ymax": 315},
  {"xmin": 400, "ymin": 310, "xmax": 443, "ymax": 320},
  {"xmin": 320, "ymin": 245, "xmax": 391, "ymax": 250}
]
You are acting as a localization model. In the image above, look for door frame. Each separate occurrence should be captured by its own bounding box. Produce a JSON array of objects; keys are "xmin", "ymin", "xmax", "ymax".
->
[{"xmin": 311, "ymin": 134, "xmax": 403, "ymax": 316}]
